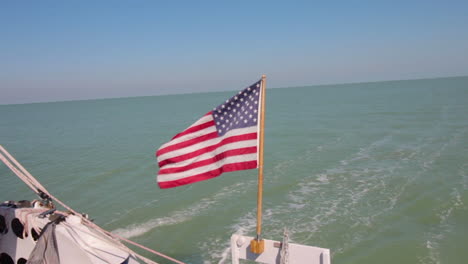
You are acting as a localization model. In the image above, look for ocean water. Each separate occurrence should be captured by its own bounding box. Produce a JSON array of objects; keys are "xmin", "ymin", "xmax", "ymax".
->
[{"xmin": 1, "ymin": 76, "xmax": 468, "ymax": 264}]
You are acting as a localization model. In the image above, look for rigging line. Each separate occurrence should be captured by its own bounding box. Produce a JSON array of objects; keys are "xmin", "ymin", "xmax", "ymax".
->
[
  {"xmin": 0, "ymin": 146, "xmax": 43, "ymax": 187},
  {"xmin": 0, "ymin": 152, "xmax": 38, "ymax": 193},
  {"xmin": 0, "ymin": 146, "xmax": 48, "ymax": 196}
]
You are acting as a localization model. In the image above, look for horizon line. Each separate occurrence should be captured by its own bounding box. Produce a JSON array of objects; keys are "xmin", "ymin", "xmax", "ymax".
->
[{"xmin": 2, "ymin": 74, "xmax": 467, "ymax": 106}]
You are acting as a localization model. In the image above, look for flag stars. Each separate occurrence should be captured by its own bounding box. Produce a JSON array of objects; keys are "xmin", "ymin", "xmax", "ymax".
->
[{"xmin": 212, "ymin": 80, "xmax": 260, "ymax": 136}]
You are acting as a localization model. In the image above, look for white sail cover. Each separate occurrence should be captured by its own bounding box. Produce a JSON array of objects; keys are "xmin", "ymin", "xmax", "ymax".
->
[{"xmin": 0, "ymin": 205, "xmax": 141, "ymax": 264}]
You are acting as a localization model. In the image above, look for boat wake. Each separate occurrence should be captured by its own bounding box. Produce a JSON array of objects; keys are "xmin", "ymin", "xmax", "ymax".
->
[{"xmin": 112, "ymin": 182, "xmax": 253, "ymax": 239}]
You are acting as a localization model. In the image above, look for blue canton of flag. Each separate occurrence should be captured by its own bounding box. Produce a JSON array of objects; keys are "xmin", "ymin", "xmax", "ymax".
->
[{"xmin": 212, "ymin": 80, "xmax": 261, "ymax": 136}]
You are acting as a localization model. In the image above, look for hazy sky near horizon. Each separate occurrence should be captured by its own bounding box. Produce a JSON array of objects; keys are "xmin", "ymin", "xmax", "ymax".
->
[{"xmin": 1, "ymin": 1, "xmax": 468, "ymax": 104}]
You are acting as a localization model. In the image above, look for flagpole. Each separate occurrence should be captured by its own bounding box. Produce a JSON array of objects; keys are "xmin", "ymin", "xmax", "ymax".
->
[{"xmin": 251, "ymin": 74, "xmax": 266, "ymax": 254}]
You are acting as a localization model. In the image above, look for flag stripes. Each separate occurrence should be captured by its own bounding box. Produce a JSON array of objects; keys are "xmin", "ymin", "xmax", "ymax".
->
[
  {"xmin": 158, "ymin": 161, "xmax": 258, "ymax": 189},
  {"xmin": 157, "ymin": 125, "xmax": 257, "ymax": 166},
  {"xmin": 159, "ymin": 152, "xmax": 257, "ymax": 181},
  {"xmin": 159, "ymin": 147, "xmax": 257, "ymax": 174},
  {"xmin": 156, "ymin": 112, "xmax": 258, "ymax": 188},
  {"xmin": 159, "ymin": 139, "xmax": 258, "ymax": 170}
]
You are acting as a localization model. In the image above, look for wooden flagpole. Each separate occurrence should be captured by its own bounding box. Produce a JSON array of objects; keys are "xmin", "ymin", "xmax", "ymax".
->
[{"xmin": 251, "ymin": 74, "xmax": 266, "ymax": 254}]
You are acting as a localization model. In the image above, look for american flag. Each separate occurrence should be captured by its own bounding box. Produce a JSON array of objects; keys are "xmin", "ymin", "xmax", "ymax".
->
[{"xmin": 156, "ymin": 79, "xmax": 262, "ymax": 189}]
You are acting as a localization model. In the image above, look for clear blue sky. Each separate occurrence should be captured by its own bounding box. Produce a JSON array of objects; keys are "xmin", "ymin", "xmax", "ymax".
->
[{"xmin": 1, "ymin": 1, "xmax": 468, "ymax": 104}]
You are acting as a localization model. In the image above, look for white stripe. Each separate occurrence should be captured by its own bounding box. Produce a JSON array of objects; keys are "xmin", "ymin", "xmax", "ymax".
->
[
  {"xmin": 257, "ymin": 80, "xmax": 263, "ymax": 163},
  {"xmin": 187, "ymin": 114, "xmax": 213, "ymax": 128},
  {"xmin": 157, "ymin": 126, "xmax": 257, "ymax": 163},
  {"xmin": 159, "ymin": 125, "xmax": 217, "ymax": 151},
  {"xmin": 158, "ymin": 114, "xmax": 214, "ymax": 150},
  {"xmin": 158, "ymin": 153, "xmax": 257, "ymax": 182},
  {"xmin": 159, "ymin": 139, "xmax": 257, "ymax": 170}
]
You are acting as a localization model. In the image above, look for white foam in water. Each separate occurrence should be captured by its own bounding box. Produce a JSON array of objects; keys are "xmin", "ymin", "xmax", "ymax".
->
[
  {"xmin": 461, "ymin": 163, "xmax": 468, "ymax": 190},
  {"xmin": 201, "ymin": 212, "xmax": 257, "ymax": 264},
  {"xmin": 113, "ymin": 215, "xmax": 187, "ymax": 238},
  {"xmin": 112, "ymin": 194, "xmax": 217, "ymax": 238},
  {"xmin": 339, "ymin": 134, "xmax": 393, "ymax": 166},
  {"xmin": 316, "ymin": 173, "xmax": 329, "ymax": 183},
  {"xmin": 197, "ymin": 236, "xmax": 232, "ymax": 264},
  {"xmin": 113, "ymin": 182, "xmax": 251, "ymax": 238},
  {"xmin": 105, "ymin": 198, "xmax": 160, "ymax": 226},
  {"xmin": 278, "ymin": 131, "xmax": 433, "ymax": 254},
  {"xmin": 418, "ymin": 186, "xmax": 466, "ymax": 264},
  {"xmin": 419, "ymin": 240, "xmax": 441, "ymax": 264}
]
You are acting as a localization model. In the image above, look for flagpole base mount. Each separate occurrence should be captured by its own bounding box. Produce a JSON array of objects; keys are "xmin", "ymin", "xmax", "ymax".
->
[{"xmin": 250, "ymin": 239, "xmax": 265, "ymax": 254}]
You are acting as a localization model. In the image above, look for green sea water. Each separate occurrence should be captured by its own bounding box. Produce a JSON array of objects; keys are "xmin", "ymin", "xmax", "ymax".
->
[{"xmin": 1, "ymin": 76, "xmax": 468, "ymax": 264}]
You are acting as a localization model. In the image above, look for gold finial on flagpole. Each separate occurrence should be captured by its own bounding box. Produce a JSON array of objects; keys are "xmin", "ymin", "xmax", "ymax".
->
[{"xmin": 251, "ymin": 74, "xmax": 266, "ymax": 254}]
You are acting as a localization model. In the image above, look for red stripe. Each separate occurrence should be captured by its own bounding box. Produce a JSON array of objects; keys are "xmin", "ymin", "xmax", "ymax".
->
[
  {"xmin": 172, "ymin": 120, "xmax": 215, "ymax": 140},
  {"xmin": 157, "ymin": 161, "xmax": 258, "ymax": 189},
  {"xmin": 157, "ymin": 131, "xmax": 218, "ymax": 156},
  {"xmin": 158, "ymin": 132, "xmax": 257, "ymax": 167},
  {"xmin": 158, "ymin": 146, "xmax": 257, "ymax": 174}
]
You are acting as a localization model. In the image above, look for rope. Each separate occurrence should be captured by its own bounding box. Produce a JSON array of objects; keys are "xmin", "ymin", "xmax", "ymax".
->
[
  {"xmin": 280, "ymin": 228, "xmax": 289, "ymax": 264},
  {"xmin": 0, "ymin": 145, "xmax": 185, "ymax": 264}
]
